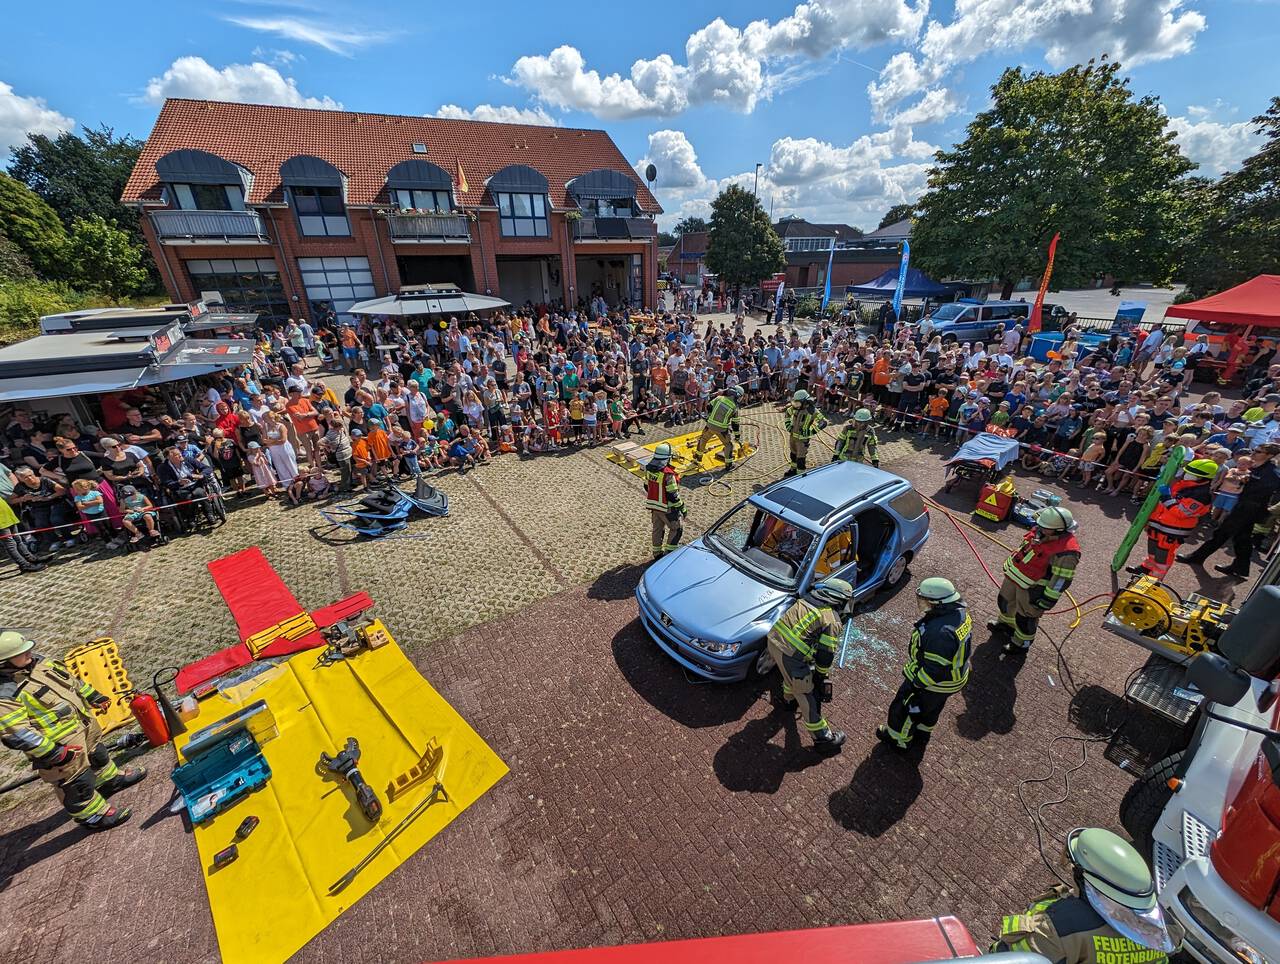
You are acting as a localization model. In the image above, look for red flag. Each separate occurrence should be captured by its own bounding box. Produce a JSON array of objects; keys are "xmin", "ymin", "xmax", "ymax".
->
[{"xmin": 1027, "ymin": 232, "xmax": 1060, "ymax": 335}]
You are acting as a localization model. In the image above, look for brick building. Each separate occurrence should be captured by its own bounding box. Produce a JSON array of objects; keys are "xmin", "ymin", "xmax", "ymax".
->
[
  {"xmin": 122, "ymin": 99, "xmax": 662, "ymax": 326},
  {"xmin": 773, "ymin": 216, "xmax": 903, "ymax": 291}
]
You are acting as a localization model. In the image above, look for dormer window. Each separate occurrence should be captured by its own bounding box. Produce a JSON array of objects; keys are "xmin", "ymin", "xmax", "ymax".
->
[
  {"xmin": 155, "ymin": 149, "xmax": 253, "ymax": 212},
  {"xmin": 280, "ymin": 156, "xmax": 350, "ymax": 236},
  {"xmin": 487, "ymin": 165, "xmax": 550, "ymax": 238},
  {"xmin": 171, "ymin": 183, "xmax": 245, "ymax": 211}
]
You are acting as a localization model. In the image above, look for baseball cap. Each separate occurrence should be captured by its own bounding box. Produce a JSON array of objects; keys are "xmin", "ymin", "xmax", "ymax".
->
[{"xmin": 1229, "ymin": 422, "xmax": 1247, "ymax": 432}]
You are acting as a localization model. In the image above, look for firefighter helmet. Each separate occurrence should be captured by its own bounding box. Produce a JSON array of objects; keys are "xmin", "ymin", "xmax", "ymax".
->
[
  {"xmin": 1183, "ymin": 458, "xmax": 1218, "ymax": 480},
  {"xmin": 1066, "ymin": 827, "xmax": 1173, "ymax": 952},
  {"xmin": 810, "ymin": 578, "xmax": 854, "ymax": 606},
  {"xmin": 730, "ymin": 385, "xmax": 745, "ymax": 399},
  {"xmin": 854, "ymin": 408, "xmax": 873, "ymax": 423},
  {"xmin": 916, "ymin": 577, "xmax": 961, "ymax": 605},
  {"xmin": 793, "ymin": 390, "xmax": 812, "ymax": 403},
  {"xmin": 650, "ymin": 442, "xmax": 673, "ymax": 466},
  {"xmin": 1035, "ymin": 506, "xmax": 1076, "ymax": 532},
  {"xmin": 0, "ymin": 630, "xmax": 35, "ymax": 661}
]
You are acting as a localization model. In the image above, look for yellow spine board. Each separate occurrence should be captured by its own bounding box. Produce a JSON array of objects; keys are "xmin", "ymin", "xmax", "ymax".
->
[{"xmin": 64, "ymin": 637, "xmax": 135, "ymax": 734}]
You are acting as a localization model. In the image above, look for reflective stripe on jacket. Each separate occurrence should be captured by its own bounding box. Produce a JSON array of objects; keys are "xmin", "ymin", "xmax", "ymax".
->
[
  {"xmin": 993, "ymin": 887, "xmax": 1168, "ymax": 964},
  {"xmin": 834, "ymin": 424, "xmax": 878, "ymax": 462},
  {"xmin": 784, "ymin": 404, "xmax": 828, "ymax": 440},
  {"xmin": 1147, "ymin": 479, "xmax": 1212, "ymax": 536},
  {"xmin": 1003, "ymin": 530, "xmax": 1081, "ymax": 601},
  {"xmin": 768, "ymin": 599, "xmax": 841, "ymax": 673},
  {"xmin": 706, "ymin": 395, "xmax": 738, "ymax": 431},
  {"xmin": 0, "ymin": 658, "xmax": 97, "ymax": 760},
  {"xmin": 644, "ymin": 465, "xmax": 683, "ymax": 512},
  {"xmin": 904, "ymin": 602, "xmax": 972, "ymax": 693}
]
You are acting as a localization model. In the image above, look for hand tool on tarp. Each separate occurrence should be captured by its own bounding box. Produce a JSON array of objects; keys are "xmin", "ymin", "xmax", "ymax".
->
[{"xmin": 329, "ymin": 780, "xmax": 449, "ymax": 893}]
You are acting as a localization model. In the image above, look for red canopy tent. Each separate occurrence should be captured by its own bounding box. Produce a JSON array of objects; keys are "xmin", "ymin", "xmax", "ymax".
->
[{"xmin": 1165, "ymin": 274, "xmax": 1280, "ymax": 327}]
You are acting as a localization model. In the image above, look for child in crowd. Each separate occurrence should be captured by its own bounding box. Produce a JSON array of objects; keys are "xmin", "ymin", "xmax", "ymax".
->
[
  {"xmin": 1211, "ymin": 453, "xmax": 1252, "ymax": 522},
  {"xmin": 421, "ymin": 432, "xmax": 446, "ymax": 470},
  {"xmin": 366, "ymin": 419, "xmax": 393, "ymax": 480},
  {"xmin": 925, "ymin": 388, "xmax": 950, "ymax": 438},
  {"xmin": 1077, "ymin": 434, "xmax": 1107, "ymax": 488},
  {"xmin": 246, "ymin": 441, "xmax": 280, "ymax": 496},
  {"xmin": 350, "ymin": 429, "xmax": 373, "ymax": 488},
  {"xmin": 581, "ymin": 390, "xmax": 597, "ymax": 443},
  {"xmin": 118, "ymin": 484, "xmax": 161, "ymax": 543},
  {"xmin": 568, "ymin": 392, "xmax": 585, "ymax": 443},
  {"xmin": 1040, "ymin": 447, "xmax": 1077, "ymax": 480},
  {"xmin": 391, "ymin": 424, "xmax": 422, "ymax": 476}
]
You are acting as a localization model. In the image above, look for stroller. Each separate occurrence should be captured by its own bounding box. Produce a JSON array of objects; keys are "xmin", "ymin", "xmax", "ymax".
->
[
  {"xmin": 320, "ymin": 479, "xmax": 449, "ymax": 538},
  {"xmin": 942, "ymin": 431, "xmax": 1021, "ymax": 494}
]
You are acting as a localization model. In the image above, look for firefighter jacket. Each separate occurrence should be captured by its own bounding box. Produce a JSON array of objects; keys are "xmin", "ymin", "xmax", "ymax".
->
[
  {"xmin": 768, "ymin": 599, "xmax": 841, "ymax": 675},
  {"xmin": 0, "ymin": 657, "xmax": 101, "ymax": 762},
  {"xmin": 784, "ymin": 403, "xmax": 827, "ymax": 441},
  {"xmin": 834, "ymin": 423, "xmax": 878, "ymax": 463},
  {"xmin": 1003, "ymin": 529, "xmax": 1081, "ymax": 603},
  {"xmin": 644, "ymin": 463, "xmax": 684, "ymax": 514},
  {"xmin": 706, "ymin": 395, "xmax": 740, "ymax": 434},
  {"xmin": 993, "ymin": 886, "xmax": 1168, "ymax": 964},
  {"xmin": 1147, "ymin": 479, "xmax": 1212, "ymax": 536},
  {"xmin": 904, "ymin": 601, "xmax": 973, "ymax": 694}
]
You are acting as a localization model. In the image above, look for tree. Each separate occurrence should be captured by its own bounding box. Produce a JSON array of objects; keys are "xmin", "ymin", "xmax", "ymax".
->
[
  {"xmin": 912, "ymin": 60, "xmax": 1194, "ymax": 299},
  {"xmin": 878, "ymin": 203, "xmax": 914, "ymax": 229},
  {"xmin": 0, "ymin": 237, "xmax": 34, "ymax": 282},
  {"xmin": 674, "ymin": 215, "xmax": 707, "ymax": 235},
  {"xmin": 705, "ymin": 184, "xmax": 785, "ymax": 296},
  {"xmin": 1182, "ymin": 97, "xmax": 1280, "ymax": 296},
  {"xmin": 0, "ymin": 174, "xmax": 67, "ymax": 278},
  {"xmin": 657, "ymin": 230, "xmax": 677, "ymax": 246},
  {"xmin": 64, "ymin": 216, "xmax": 148, "ymax": 303}
]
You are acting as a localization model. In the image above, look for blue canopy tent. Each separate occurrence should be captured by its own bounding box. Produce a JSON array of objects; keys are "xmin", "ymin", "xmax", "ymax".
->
[{"xmin": 846, "ymin": 267, "xmax": 950, "ymax": 299}]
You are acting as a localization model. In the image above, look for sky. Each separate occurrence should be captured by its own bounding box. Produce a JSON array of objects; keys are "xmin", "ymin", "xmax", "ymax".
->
[{"xmin": 1, "ymin": 0, "xmax": 1276, "ymax": 231}]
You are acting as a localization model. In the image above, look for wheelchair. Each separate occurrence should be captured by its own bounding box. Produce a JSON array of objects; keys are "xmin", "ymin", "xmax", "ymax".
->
[{"xmin": 162, "ymin": 476, "xmax": 229, "ymax": 536}]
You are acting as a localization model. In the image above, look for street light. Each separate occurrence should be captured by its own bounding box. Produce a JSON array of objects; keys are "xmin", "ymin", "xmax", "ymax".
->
[{"xmin": 753, "ymin": 163, "xmax": 763, "ymax": 198}]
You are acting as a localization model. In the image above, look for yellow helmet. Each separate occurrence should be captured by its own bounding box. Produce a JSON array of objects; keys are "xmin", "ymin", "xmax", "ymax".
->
[{"xmin": 1184, "ymin": 458, "xmax": 1219, "ymax": 480}]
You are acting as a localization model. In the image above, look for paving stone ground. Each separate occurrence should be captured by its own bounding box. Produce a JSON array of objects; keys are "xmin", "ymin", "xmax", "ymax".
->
[{"xmin": 0, "ymin": 403, "xmax": 1217, "ymax": 963}]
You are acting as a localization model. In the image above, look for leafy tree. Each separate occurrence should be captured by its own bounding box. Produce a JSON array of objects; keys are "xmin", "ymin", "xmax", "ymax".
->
[
  {"xmin": 0, "ymin": 174, "xmax": 67, "ymax": 278},
  {"xmin": 878, "ymin": 203, "xmax": 914, "ymax": 229},
  {"xmin": 1182, "ymin": 97, "xmax": 1280, "ymax": 296},
  {"xmin": 64, "ymin": 216, "xmax": 148, "ymax": 303},
  {"xmin": 705, "ymin": 185, "xmax": 785, "ymax": 299},
  {"xmin": 912, "ymin": 60, "xmax": 1193, "ymax": 299},
  {"xmin": 0, "ymin": 236, "xmax": 35, "ymax": 282},
  {"xmin": 657, "ymin": 230, "xmax": 677, "ymax": 246},
  {"xmin": 674, "ymin": 215, "xmax": 707, "ymax": 235}
]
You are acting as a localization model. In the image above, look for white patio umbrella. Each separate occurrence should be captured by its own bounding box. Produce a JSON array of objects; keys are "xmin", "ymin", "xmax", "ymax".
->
[{"xmin": 348, "ymin": 288, "xmax": 510, "ymax": 317}]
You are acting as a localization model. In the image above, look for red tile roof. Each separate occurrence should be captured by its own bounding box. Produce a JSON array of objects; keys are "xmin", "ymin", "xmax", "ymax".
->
[{"xmin": 122, "ymin": 98, "xmax": 661, "ymax": 213}]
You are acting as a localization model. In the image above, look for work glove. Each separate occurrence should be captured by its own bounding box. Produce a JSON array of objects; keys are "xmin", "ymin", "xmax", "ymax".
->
[
  {"xmin": 871, "ymin": 459, "xmax": 880, "ymax": 467},
  {"xmin": 1157, "ymin": 484, "xmax": 1172, "ymax": 499},
  {"xmin": 87, "ymin": 691, "xmax": 112, "ymax": 711},
  {"xmin": 816, "ymin": 677, "xmax": 834, "ymax": 703},
  {"xmin": 666, "ymin": 507, "xmax": 681, "ymax": 522}
]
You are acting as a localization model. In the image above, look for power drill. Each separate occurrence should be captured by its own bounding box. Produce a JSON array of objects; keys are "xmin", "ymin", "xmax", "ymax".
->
[{"xmin": 318, "ymin": 737, "xmax": 383, "ymax": 823}]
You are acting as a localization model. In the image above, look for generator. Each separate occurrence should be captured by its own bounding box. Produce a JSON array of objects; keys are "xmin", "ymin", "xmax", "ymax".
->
[{"xmin": 1108, "ymin": 575, "xmax": 1236, "ymax": 660}]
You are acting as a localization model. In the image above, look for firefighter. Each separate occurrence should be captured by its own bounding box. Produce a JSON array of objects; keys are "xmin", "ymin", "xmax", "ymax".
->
[
  {"xmin": 1126, "ymin": 458, "xmax": 1216, "ymax": 578},
  {"xmin": 877, "ymin": 578, "xmax": 971, "ymax": 751},
  {"xmin": 644, "ymin": 442, "xmax": 686, "ymax": 560},
  {"xmin": 783, "ymin": 389, "xmax": 828, "ymax": 477},
  {"xmin": 693, "ymin": 385, "xmax": 743, "ymax": 469},
  {"xmin": 833, "ymin": 408, "xmax": 880, "ymax": 466},
  {"xmin": 991, "ymin": 827, "xmax": 1173, "ymax": 963},
  {"xmin": 766, "ymin": 579, "xmax": 850, "ymax": 753},
  {"xmin": 988, "ymin": 506, "xmax": 1080, "ymax": 656},
  {"xmin": 0, "ymin": 631, "xmax": 144, "ymax": 830}
]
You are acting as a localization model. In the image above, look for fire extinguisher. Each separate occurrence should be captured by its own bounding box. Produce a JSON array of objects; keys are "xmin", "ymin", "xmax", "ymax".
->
[{"xmin": 130, "ymin": 693, "xmax": 170, "ymax": 747}]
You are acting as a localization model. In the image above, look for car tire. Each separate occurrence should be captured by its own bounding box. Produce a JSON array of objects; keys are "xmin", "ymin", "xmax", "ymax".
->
[
  {"xmin": 883, "ymin": 553, "xmax": 910, "ymax": 590},
  {"xmin": 748, "ymin": 645, "xmax": 775, "ymax": 679},
  {"xmin": 1119, "ymin": 749, "xmax": 1185, "ymax": 856}
]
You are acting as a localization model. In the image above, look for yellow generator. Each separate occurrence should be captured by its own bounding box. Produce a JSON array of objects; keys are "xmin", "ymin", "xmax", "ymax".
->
[{"xmin": 1108, "ymin": 575, "xmax": 1235, "ymax": 660}]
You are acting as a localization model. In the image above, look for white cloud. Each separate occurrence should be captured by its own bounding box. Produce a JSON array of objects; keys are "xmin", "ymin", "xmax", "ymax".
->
[
  {"xmin": 0, "ymin": 80, "xmax": 73, "ymax": 158},
  {"xmin": 1168, "ymin": 111, "xmax": 1258, "ymax": 176},
  {"xmin": 887, "ymin": 87, "xmax": 960, "ymax": 128},
  {"xmin": 224, "ymin": 16, "xmax": 390, "ymax": 56},
  {"xmin": 509, "ymin": 2, "xmax": 927, "ymax": 119},
  {"xmin": 143, "ymin": 57, "xmax": 342, "ymax": 109},
  {"xmin": 871, "ymin": 0, "xmax": 1206, "ymax": 116},
  {"xmin": 251, "ymin": 46, "xmax": 301, "ymax": 67},
  {"xmin": 637, "ymin": 130, "xmax": 709, "ymax": 190},
  {"xmin": 434, "ymin": 104, "xmax": 559, "ymax": 126}
]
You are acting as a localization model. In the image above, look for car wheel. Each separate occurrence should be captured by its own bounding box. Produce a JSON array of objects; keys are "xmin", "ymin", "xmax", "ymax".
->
[
  {"xmin": 1120, "ymin": 749, "xmax": 1185, "ymax": 856},
  {"xmin": 749, "ymin": 646, "xmax": 775, "ymax": 679},
  {"xmin": 884, "ymin": 554, "xmax": 910, "ymax": 589}
]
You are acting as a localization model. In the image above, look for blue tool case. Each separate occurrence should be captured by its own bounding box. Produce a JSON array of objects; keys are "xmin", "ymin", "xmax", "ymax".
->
[{"xmin": 171, "ymin": 726, "xmax": 271, "ymax": 824}]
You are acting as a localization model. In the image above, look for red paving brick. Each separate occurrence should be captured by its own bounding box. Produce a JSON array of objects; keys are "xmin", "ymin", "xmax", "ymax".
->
[{"xmin": 0, "ymin": 439, "xmax": 1207, "ymax": 963}]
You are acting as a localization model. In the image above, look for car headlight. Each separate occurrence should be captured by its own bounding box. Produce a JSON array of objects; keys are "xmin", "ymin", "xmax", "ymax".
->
[
  {"xmin": 691, "ymin": 638, "xmax": 741, "ymax": 657},
  {"xmin": 1180, "ymin": 887, "xmax": 1271, "ymax": 964}
]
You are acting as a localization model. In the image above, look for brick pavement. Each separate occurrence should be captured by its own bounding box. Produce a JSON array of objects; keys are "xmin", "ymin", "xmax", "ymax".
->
[{"xmin": 0, "ymin": 408, "xmax": 1191, "ymax": 962}]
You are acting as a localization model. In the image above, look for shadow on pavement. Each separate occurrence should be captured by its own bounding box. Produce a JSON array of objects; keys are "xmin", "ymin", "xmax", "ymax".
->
[
  {"xmin": 712, "ymin": 706, "xmax": 827, "ymax": 793},
  {"xmin": 828, "ymin": 743, "xmax": 924, "ymax": 837},
  {"xmin": 1068, "ymin": 683, "xmax": 1182, "ymax": 776},
  {"xmin": 955, "ymin": 635, "xmax": 1020, "ymax": 740},
  {"xmin": 587, "ymin": 563, "xmax": 646, "ymax": 602},
  {"xmin": 0, "ymin": 808, "xmax": 80, "ymax": 893},
  {"xmin": 610, "ymin": 621, "xmax": 766, "ymax": 729}
]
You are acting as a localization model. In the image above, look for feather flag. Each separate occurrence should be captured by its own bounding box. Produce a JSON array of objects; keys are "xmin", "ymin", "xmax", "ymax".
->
[{"xmin": 455, "ymin": 159, "xmax": 469, "ymax": 195}]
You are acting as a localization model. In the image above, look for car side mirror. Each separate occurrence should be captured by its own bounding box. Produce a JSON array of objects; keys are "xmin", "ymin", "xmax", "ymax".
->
[{"xmin": 1187, "ymin": 652, "xmax": 1252, "ymax": 707}]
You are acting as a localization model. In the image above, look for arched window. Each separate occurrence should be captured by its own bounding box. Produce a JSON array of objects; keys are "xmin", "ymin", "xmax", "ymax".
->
[
  {"xmin": 156, "ymin": 149, "xmax": 251, "ymax": 211},
  {"xmin": 487, "ymin": 165, "xmax": 550, "ymax": 238},
  {"xmin": 386, "ymin": 159, "xmax": 454, "ymax": 213},
  {"xmin": 280, "ymin": 155, "xmax": 349, "ymax": 236},
  {"xmin": 566, "ymin": 168, "xmax": 638, "ymax": 218}
]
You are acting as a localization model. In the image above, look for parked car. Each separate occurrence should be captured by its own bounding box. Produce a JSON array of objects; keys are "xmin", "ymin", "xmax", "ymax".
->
[
  {"xmin": 636, "ymin": 461, "xmax": 930, "ymax": 682},
  {"xmin": 921, "ymin": 298, "xmax": 1067, "ymax": 343}
]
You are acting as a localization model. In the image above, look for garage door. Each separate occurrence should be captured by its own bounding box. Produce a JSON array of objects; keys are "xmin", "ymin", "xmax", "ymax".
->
[{"xmin": 297, "ymin": 256, "xmax": 376, "ymax": 324}]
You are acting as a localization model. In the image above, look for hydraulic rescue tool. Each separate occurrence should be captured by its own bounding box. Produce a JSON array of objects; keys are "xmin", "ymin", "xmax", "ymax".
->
[{"xmin": 318, "ymin": 737, "xmax": 383, "ymax": 823}]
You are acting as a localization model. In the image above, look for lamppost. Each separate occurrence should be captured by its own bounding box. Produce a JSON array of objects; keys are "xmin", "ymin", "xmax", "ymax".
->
[{"xmin": 753, "ymin": 162, "xmax": 762, "ymax": 198}]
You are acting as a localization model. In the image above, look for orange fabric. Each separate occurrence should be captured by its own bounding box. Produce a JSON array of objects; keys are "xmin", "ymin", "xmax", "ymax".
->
[
  {"xmin": 351, "ymin": 438, "xmax": 372, "ymax": 467},
  {"xmin": 1009, "ymin": 531, "xmax": 1081, "ymax": 583},
  {"xmin": 872, "ymin": 357, "xmax": 891, "ymax": 386},
  {"xmin": 285, "ymin": 398, "xmax": 319, "ymax": 434},
  {"xmin": 366, "ymin": 427, "xmax": 393, "ymax": 461}
]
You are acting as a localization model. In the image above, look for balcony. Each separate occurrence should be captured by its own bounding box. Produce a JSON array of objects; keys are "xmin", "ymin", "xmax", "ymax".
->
[
  {"xmin": 385, "ymin": 213, "xmax": 471, "ymax": 243},
  {"xmin": 150, "ymin": 209, "xmax": 269, "ymax": 244},
  {"xmin": 573, "ymin": 217, "xmax": 655, "ymax": 242}
]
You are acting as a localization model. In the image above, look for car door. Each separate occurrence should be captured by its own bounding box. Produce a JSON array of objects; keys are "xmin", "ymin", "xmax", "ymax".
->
[{"xmin": 805, "ymin": 521, "xmax": 860, "ymax": 602}]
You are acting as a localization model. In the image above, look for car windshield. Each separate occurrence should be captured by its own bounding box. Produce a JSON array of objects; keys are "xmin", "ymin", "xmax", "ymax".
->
[
  {"xmin": 705, "ymin": 502, "xmax": 815, "ymax": 588},
  {"xmin": 929, "ymin": 303, "xmax": 967, "ymax": 321}
]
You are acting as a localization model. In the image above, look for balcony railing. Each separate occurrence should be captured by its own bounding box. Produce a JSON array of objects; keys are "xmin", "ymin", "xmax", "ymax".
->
[
  {"xmin": 150, "ymin": 209, "xmax": 269, "ymax": 243},
  {"xmin": 573, "ymin": 217, "xmax": 655, "ymax": 241},
  {"xmin": 385, "ymin": 213, "xmax": 471, "ymax": 242}
]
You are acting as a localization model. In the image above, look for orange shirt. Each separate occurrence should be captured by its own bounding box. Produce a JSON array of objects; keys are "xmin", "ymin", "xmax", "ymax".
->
[
  {"xmin": 926, "ymin": 396, "xmax": 949, "ymax": 418},
  {"xmin": 351, "ymin": 437, "xmax": 372, "ymax": 466},
  {"xmin": 872, "ymin": 357, "xmax": 891, "ymax": 387},
  {"xmin": 366, "ymin": 427, "xmax": 393, "ymax": 461},
  {"xmin": 651, "ymin": 365, "xmax": 670, "ymax": 389},
  {"xmin": 285, "ymin": 397, "xmax": 319, "ymax": 434}
]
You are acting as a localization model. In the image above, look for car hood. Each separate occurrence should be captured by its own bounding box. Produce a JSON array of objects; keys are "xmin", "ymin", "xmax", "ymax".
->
[{"xmin": 642, "ymin": 541, "xmax": 792, "ymax": 641}]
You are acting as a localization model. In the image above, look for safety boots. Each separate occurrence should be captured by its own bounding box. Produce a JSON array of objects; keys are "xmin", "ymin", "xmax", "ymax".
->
[
  {"xmin": 813, "ymin": 728, "xmax": 846, "ymax": 754},
  {"xmin": 97, "ymin": 764, "xmax": 147, "ymax": 798}
]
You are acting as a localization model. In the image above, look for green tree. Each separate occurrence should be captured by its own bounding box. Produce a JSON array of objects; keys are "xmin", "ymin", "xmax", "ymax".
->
[
  {"xmin": 64, "ymin": 215, "xmax": 148, "ymax": 303},
  {"xmin": 878, "ymin": 203, "xmax": 914, "ymax": 229},
  {"xmin": 912, "ymin": 60, "xmax": 1193, "ymax": 299},
  {"xmin": 0, "ymin": 236, "xmax": 35, "ymax": 282},
  {"xmin": 705, "ymin": 185, "xmax": 785, "ymax": 298},
  {"xmin": 657, "ymin": 230, "xmax": 677, "ymax": 246},
  {"xmin": 0, "ymin": 174, "xmax": 67, "ymax": 278},
  {"xmin": 1182, "ymin": 97, "xmax": 1279, "ymax": 296},
  {"xmin": 674, "ymin": 215, "xmax": 707, "ymax": 235}
]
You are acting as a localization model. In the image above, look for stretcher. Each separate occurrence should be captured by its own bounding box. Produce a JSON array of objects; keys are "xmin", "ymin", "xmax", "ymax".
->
[
  {"xmin": 178, "ymin": 627, "xmax": 507, "ymax": 964},
  {"xmin": 942, "ymin": 432, "xmax": 1021, "ymax": 493},
  {"xmin": 64, "ymin": 637, "xmax": 135, "ymax": 734},
  {"xmin": 175, "ymin": 547, "xmax": 374, "ymax": 693}
]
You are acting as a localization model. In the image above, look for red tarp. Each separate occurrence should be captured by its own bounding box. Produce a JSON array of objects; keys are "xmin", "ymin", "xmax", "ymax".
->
[
  {"xmin": 448, "ymin": 919, "xmax": 980, "ymax": 964},
  {"xmin": 1165, "ymin": 274, "xmax": 1280, "ymax": 329}
]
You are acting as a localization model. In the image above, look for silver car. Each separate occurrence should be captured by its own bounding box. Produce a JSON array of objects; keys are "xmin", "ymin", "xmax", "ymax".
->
[{"xmin": 636, "ymin": 461, "xmax": 931, "ymax": 682}]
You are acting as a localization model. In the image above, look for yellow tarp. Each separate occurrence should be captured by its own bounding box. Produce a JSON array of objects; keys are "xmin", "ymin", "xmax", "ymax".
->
[
  {"xmin": 607, "ymin": 428, "xmax": 756, "ymax": 477},
  {"xmin": 176, "ymin": 627, "xmax": 507, "ymax": 964}
]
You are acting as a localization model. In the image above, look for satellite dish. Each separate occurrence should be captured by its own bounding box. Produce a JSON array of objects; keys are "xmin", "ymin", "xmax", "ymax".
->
[{"xmin": 644, "ymin": 163, "xmax": 657, "ymax": 184}]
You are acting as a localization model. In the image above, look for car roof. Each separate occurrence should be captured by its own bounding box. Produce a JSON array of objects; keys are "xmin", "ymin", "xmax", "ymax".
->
[{"xmin": 751, "ymin": 462, "xmax": 908, "ymax": 529}]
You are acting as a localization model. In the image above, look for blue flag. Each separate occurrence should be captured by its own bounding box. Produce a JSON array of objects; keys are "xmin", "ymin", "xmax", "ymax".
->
[
  {"xmin": 892, "ymin": 240, "xmax": 910, "ymax": 319},
  {"xmin": 820, "ymin": 243, "xmax": 835, "ymax": 312},
  {"xmin": 774, "ymin": 280, "xmax": 785, "ymax": 325}
]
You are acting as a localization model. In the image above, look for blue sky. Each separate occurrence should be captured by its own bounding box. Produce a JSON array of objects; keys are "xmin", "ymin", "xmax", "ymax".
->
[{"xmin": 2, "ymin": 0, "xmax": 1276, "ymax": 230}]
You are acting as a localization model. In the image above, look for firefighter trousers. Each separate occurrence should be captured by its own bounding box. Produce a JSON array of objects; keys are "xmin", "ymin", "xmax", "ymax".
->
[
  {"xmin": 996, "ymin": 576, "xmax": 1041, "ymax": 649},
  {"xmin": 694, "ymin": 427, "xmax": 734, "ymax": 466},
  {"xmin": 767, "ymin": 638, "xmax": 831, "ymax": 739},
  {"xmin": 787, "ymin": 436, "xmax": 809, "ymax": 474},
  {"xmin": 35, "ymin": 715, "xmax": 117, "ymax": 824},
  {"xmin": 883, "ymin": 679, "xmax": 950, "ymax": 748},
  {"xmin": 650, "ymin": 509, "xmax": 683, "ymax": 559},
  {"xmin": 1141, "ymin": 528, "xmax": 1186, "ymax": 578}
]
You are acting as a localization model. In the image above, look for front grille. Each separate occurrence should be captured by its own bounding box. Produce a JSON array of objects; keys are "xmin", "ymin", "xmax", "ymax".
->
[{"xmin": 1182, "ymin": 810, "xmax": 1215, "ymax": 861}]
